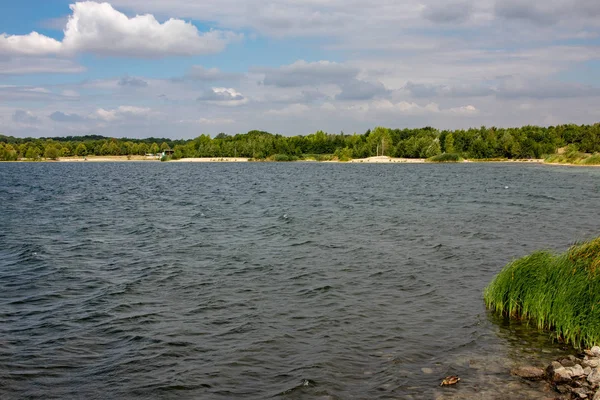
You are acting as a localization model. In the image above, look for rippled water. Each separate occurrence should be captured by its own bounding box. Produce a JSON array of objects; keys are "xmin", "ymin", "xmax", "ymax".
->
[{"xmin": 1, "ymin": 162, "xmax": 600, "ymax": 399}]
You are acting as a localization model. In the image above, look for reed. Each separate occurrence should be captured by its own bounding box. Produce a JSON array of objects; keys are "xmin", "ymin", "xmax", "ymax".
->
[{"xmin": 484, "ymin": 237, "xmax": 600, "ymax": 348}]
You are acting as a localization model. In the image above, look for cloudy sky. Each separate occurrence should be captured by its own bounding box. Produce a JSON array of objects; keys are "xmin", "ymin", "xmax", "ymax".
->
[{"xmin": 1, "ymin": 0, "xmax": 599, "ymax": 138}]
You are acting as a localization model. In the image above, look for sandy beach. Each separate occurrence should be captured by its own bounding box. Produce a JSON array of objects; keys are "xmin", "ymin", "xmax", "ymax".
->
[
  {"xmin": 58, "ymin": 156, "xmax": 160, "ymax": 162},
  {"xmin": 348, "ymin": 156, "xmax": 425, "ymax": 163},
  {"xmin": 168, "ymin": 157, "xmax": 250, "ymax": 162}
]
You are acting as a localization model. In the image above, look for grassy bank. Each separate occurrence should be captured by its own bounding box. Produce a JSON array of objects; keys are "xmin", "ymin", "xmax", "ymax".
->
[
  {"xmin": 545, "ymin": 146, "xmax": 600, "ymax": 165},
  {"xmin": 484, "ymin": 237, "xmax": 600, "ymax": 349}
]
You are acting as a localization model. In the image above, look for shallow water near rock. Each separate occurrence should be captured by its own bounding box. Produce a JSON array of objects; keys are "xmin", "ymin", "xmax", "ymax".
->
[{"xmin": 1, "ymin": 162, "xmax": 599, "ymax": 399}]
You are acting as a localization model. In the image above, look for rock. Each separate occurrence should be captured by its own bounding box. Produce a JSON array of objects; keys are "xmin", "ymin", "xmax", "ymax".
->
[
  {"xmin": 421, "ymin": 367, "xmax": 433, "ymax": 374},
  {"xmin": 584, "ymin": 358, "xmax": 600, "ymax": 368},
  {"xmin": 554, "ymin": 367, "xmax": 574, "ymax": 383},
  {"xmin": 571, "ymin": 364, "xmax": 587, "ymax": 378},
  {"xmin": 593, "ymin": 389, "xmax": 600, "ymax": 400},
  {"xmin": 588, "ymin": 367, "xmax": 600, "ymax": 386},
  {"xmin": 548, "ymin": 362, "xmax": 574, "ymax": 383},
  {"xmin": 561, "ymin": 358, "xmax": 577, "ymax": 368},
  {"xmin": 512, "ymin": 366, "xmax": 546, "ymax": 380},
  {"xmin": 572, "ymin": 387, "xmax": 591, "ymax": 398},
  {"xmin": 586, "ymin": 348, "xmax": 600, "ymax": 357},
  {"xmin": 585, "ymin": 367, "xmax": 593, "ymax": 376},
  {"xmin": 555, "ymin": 384, "xmax": 572, "ymax": 394}
]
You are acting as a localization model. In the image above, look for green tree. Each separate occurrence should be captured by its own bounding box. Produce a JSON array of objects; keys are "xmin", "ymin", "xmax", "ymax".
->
[
  {"xmin": 25, "ymin": 146, "xmax": 41, "ymax": 160},
  {"xmin": 44, "ymin": 145, "xmax": 60, "ymax": 160},
  {"xmin": 150, "ymin": 142, "xmax": 160, "ymax": 154},
  {"xmin": 444, "ymin": 133, "xmax": 455, "ymax": 153},
  {"xmin": 75, "ymin": 143, "xmax": 88, "ymax": 156}
]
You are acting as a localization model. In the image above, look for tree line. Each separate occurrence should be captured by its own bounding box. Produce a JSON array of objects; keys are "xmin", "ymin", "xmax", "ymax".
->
[{"xmin": 1, "ymin": 123, "xmax": 599, "ymax": 161}]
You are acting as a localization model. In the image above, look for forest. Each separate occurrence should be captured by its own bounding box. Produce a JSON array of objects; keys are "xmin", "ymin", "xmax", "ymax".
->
[{"xmin": 1, "ymin": 123, "xmax": 599, "ymax": 161}]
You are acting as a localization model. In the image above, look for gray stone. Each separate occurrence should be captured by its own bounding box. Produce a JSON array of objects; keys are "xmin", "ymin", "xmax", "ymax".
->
[
  {"xmin": 585, "ymin": 367, "xmax": 593, "ymax": 376},
  {"xmin": 593, "ymin": 389, "xmax": 600, "ymax": 400},
  {"xmin": 551, "ymin": 366, "xmax": 574, "ymax": 383},
  {"xmin": 572, "ymin": 387, "xmax": 590, "ymax": 399},
  {"xmin": 592, "ymin": 347, "xmax": 600, "ymax": 357},
  {"xmin": 584, "ymin": 358, "xmax": 600, "ymax": 368},
  {"xmin": 561, "ymin": 358, "xmax": 577, "ymax": 367},
  {"xmin": 571, "ymin": 364, "xmax": 587, "ymax": 378},
  {"xmin": 588, "ymin": 367, "xmax": 600, "ymax": 386},
  {"xmin": 555, "ymin": 384, "xmax": 572, "ymax": 394},
  {"xmin": 511, "ymin": 366, "xmax": 546, "ymax": 380}
]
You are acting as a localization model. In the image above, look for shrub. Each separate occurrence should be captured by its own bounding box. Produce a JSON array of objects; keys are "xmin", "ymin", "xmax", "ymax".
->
[{"xmin": 426, "ymin": 153, "xmax": 463, "ymax": 163}]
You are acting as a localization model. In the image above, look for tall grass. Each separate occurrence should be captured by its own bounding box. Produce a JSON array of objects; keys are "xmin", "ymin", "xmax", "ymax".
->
[
  {"xmin": 545, "ymin": 150, "xmax": 600, "ymax": 165},
  {"xmin": 484, "ymin": 237, "xmax": 600, "ymax": 348},
  {"xmin": 426, "ymin": 153, "xmax": 463, "ymax": 163}
]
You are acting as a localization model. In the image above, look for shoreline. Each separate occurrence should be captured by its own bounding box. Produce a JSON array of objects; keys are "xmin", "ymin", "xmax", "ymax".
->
[{"xmin": 4, "ymin": 155, "xmax": 599, "ymax": 167}]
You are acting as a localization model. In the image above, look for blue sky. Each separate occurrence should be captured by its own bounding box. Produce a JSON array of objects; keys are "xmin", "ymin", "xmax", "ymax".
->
[{"xmin": 1, "ymin": 0, "xmax": 599, "ymax": 138}]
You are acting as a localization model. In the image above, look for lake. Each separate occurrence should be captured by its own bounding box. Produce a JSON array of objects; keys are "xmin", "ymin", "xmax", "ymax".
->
[{"xmin": 1, "ymin": 162, "xmax": 599, "ymax": 399}]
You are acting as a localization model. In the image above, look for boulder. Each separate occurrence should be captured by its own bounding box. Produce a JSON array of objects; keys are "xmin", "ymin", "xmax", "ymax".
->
[
  {"xmin": 587, "ymin": 367, "xmax": 600, "ymax": 386},
  {"xmin": 570, "ymin": 364, "xmax": 587, "ymax": 378},
  {"xmin": 561, "ymin": 358, "xmax": 577, "ymax": 368},
  {"xmin": 511, "ymin": 366, "xmax": 546, "ymax": 380},
  {"xmin": 547, "ymin": 361, "xmax": 573, "ymax": 383},
  {"xmin": 584, "ymin": 358, "xmax": 600, "ymax": 368}
]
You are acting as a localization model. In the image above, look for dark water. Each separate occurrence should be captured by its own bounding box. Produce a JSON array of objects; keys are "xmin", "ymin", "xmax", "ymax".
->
[{"xmin": 1, "ymin": 162, "xmax": 599, "ymax": 399}]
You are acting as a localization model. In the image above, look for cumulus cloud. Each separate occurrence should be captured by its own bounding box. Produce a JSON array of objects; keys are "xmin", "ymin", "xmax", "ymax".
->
[
  {"xmin": 0, "ymin": 32, "xmax": 62, "ymax": 56},
  {"xmin": 335, "ymin": 79, "xmax": 390, "ymax": 101},
  {"xmin": 12, "ymin": 109, "xmax": 40, "ymax": 124},
  {"xmin": 197, "ymin": 87, "xmax": 247, "ymax": 105},
  {"xmin": 118, "ymin": 76, "xmax": 148, "ymax": 87},
  {"xmin": 259, "ymin": 60, "xmax": 359, "ymax": 87},
  {"xmin": 95, "ymin": 105, "xmax": 153, "ymax": 121},
  {"xmin": 49, "ymin": 111, "xmax": 86, "ymax": 122},
  {"xmin": 0, "ymin": 1, "xmax": 239, "ymax": 58}
]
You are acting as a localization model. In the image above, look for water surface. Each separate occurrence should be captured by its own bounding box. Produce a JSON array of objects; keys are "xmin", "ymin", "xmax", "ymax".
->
[{"xmin": 1, "ymin": 162, "xmax": 599, "ymax": 399}]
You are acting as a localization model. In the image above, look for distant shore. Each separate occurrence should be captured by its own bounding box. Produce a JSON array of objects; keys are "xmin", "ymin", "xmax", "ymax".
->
[{"xmin": 6, "ymin": 155, "xmax": 599, "ymax": 166}]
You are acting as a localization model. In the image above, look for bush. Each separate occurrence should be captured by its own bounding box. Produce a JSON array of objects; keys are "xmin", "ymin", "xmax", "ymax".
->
[
  {"xmin": 426, "ymin": 153, "xmax": 463, "ymax": 163},
  {"xmin": 271, "ymin": 153, "xmax": 299, "ymax": 162},
  {"xmin": 484, "ymin": 237, "xmax": 600, "ymax": 348}
]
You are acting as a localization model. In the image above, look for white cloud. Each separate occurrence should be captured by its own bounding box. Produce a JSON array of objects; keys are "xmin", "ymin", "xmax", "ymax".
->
[
  {"xmin": 197, "ymin": 87, "xmax": 248, "ymax": 106},
  {"xmin": 0, "ymin": 1, "xmax": 239, "ymax": 58},
  {"xmin": 446, "ymin": 104, "xmax": 479, "ymax": 115},
  {"xmin": 0, "ymin": 32, "xmax": 62, "ymax": 56},
  {"xmin": 94, "ymin": 105, "xmax": 153, "ymax": 121}
]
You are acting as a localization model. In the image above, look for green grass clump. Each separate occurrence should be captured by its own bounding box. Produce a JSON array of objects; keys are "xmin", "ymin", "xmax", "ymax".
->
[
  {"xmin": 427, "ymin": 153, "xmax": 463, "ymax": 163},
  {"xmin": 581, "ymin": 153, "xmax": 600, "ymax": 165},
  {"xmin": 484, "ymin": 238, "xmax": 600, "ymax": 348}
]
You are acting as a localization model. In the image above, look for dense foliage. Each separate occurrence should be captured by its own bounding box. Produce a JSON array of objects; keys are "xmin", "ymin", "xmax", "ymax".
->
[
  {"xmin": 484, "ymin": 237, "xmax": 600, "ymax": 349},
  {"xmin": 1, "ymin": 123, "xmax": 599, "ymax": 161}
]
